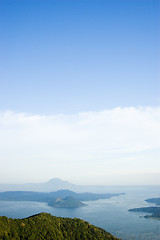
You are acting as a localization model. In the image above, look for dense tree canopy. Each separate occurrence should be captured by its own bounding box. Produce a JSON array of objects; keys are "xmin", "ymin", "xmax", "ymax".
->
[{"xmin": 0, "ymin": 212, "xmax": 120, "ymax": 240}]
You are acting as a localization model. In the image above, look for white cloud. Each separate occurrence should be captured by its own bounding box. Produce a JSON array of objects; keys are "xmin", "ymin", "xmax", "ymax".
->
[{"xmin": 0, "ymin": 107, "xmax": 160, "ymax": 184}]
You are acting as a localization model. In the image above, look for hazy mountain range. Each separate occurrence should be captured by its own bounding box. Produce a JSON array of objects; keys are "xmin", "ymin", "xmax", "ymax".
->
[
  {"xmin": 0, "ymin": 178, "xmax": 76, "ymax": 192},
  {"xmin": 0, "ymin": 189, "xmax": 122, "ymax": 208},
  {"xmin": 0, "ymin": 178, "xmax": 125, "ymax": 193}
]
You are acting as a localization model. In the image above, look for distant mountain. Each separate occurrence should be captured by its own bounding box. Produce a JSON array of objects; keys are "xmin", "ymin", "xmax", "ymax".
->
[
  {"xmin": 0, "ymin": 178, "xmax": 126, "ymax": 194},
  {"xmin": 0, "ymin": 178, "xmax": 76, "ymax": 192},
  {"xmin": 0, "ymin": 212, "xmax": 121, "ymax": 239}
]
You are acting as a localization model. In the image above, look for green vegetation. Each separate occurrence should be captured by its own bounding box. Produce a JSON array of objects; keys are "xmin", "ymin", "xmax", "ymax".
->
[{"xmin": 0, "ymin": 212, "xmax": 120, "ymax": 240}]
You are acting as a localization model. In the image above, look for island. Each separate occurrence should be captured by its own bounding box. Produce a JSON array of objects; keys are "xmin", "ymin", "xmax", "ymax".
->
[
  {"xmin": 0, "ymin": 189, "xmax": 123, "ymax": 208},
  {"xmin": 145, "ymin": 198, "xmax": 160, "ymax": 205},
  {"xmin": 128, "ymin": 197, "xmax": 160, "ymax": 219},
  {"xmin": 128, "ymin": 206, "xmax": 160, "ymax": 219},
  {"xmin": 0, "ymin": 212, "xmax": 121, "ymax": 239},
  {"xmin": 48, "ymin": 196, "xmax": 86, "ymax": 208}
]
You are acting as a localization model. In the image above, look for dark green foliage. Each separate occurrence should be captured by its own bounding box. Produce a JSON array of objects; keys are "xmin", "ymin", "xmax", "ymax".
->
[{"xmin": 0, "ymin": 213, "xmax": 121, "ymax": 240}]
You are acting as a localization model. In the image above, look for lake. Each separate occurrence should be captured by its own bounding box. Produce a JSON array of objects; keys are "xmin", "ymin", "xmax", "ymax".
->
[{"xmin": 0, "ymin": 186, "xmax": 160, "ymax": 240}]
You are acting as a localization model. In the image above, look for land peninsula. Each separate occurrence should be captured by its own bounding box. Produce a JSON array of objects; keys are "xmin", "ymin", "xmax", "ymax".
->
[
  {"xmin": 0, "ymin": 189, "xmax": 123, "ymax": 208},
  {"xmin": 129, "ymin": 197, "xmax": 160, "ymax": 219}
]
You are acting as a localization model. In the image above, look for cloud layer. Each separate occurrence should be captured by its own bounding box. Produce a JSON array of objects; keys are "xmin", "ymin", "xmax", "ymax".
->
[{"xmin": 0, "ymin": 107, "xmax": 160, "ymax": 184}]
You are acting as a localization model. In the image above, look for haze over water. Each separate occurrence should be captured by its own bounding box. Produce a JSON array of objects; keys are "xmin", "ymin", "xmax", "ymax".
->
[{"xmin": 0, "ymin": 185, "xmax": 160, "ymax": 240}]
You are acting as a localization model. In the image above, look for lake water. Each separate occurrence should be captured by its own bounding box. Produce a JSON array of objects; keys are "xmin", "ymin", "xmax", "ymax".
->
[{"xmin": 0, "ymin": 186, "xmax": 160, "ymax": 240}]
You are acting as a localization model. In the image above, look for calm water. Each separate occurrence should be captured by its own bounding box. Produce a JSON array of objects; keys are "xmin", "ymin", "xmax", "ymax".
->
[{"xmin": 0, "ymin": 186, "xmax": 160, "ymax": 240}]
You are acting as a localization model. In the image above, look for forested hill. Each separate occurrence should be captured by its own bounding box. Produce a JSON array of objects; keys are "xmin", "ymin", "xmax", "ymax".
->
[{"xmin": 0, "ymin": 212, "xmax": 120, "ymax": 240}]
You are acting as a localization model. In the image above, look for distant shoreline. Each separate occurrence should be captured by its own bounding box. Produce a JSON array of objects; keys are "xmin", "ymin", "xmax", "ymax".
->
[{"xmin": 129, "ymin": 197, "xmax": 160, "ymax": 220}]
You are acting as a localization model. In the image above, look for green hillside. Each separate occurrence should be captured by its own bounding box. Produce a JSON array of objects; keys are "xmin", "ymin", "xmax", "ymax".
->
[{"xmin": 0, "ymin": 212, "xmax": 120, "ymax": 240}]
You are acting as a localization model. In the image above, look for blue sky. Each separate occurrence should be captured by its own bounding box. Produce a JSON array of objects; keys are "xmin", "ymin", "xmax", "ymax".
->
[
  {"xmin": 0, "ymin": 0, "xmax": 160, "ymax": 184},
  {"xmin": 0, "ymin": 0, "xmax": 159, "ymax": 114}
]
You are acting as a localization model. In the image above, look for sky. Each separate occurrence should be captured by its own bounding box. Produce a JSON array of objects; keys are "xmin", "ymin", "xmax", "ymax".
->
[{"xmin": 0, "ymin": 0, "xmax": 160, "ymax": 185}]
